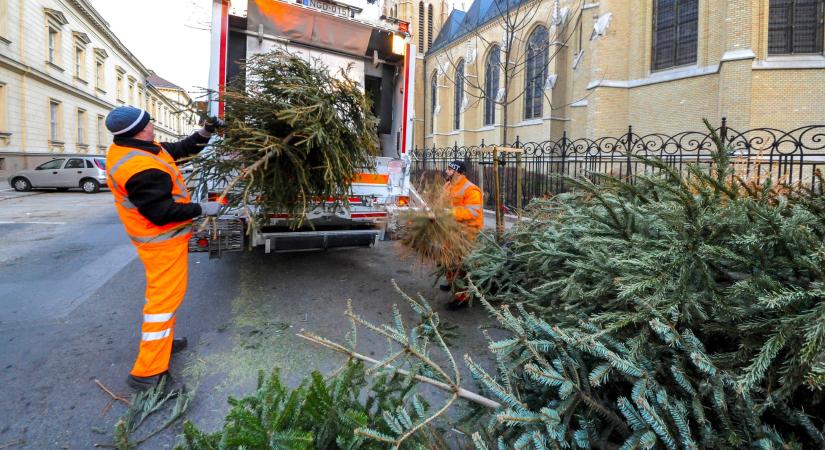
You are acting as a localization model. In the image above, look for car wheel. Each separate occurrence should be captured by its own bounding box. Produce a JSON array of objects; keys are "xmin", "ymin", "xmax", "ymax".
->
[
  {"xmin": 12, "ymin": 177, "xmax": 32, "ymax": 192},
  {"xmin": 80, "ymin": 178, "xmax": 100, "ymax": 194}
]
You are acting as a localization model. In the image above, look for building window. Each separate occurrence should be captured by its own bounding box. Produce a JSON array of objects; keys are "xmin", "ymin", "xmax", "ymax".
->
[
  {"xmin": 97, "ymin": 114, "xmax": 105, "ymax": 148},
  {"xmin": 769, "ymin": 0, "xmax": 825, "ymax": 55},
  {"xmin": 418, "ymin": 2, "xmax": 425, "ymax": 51},
  {"xmin": 76, "ymin": 108, "xmax": 86, "ymax": 146},
  {"xmin": 524, "ymin": 26, "xmax": 548, "ymax": 120},
  {"xmin": 427, "ymin": 5, "xmax": 433, "ymax": 49},
  {"xmin": 484, "ymin": 45, "xmax": 500, "ymax": 126},
  {"xmin": 49, "ymin": 99, "xmax": 62, "ymax": 144},
  {"xmin": 116, "ymin": 75, "xmax": 123, "ymax": 101},
  {"xmin": 430, "ymin": 71, "xmax": 437, "ymax": 132},
  {"xmin": 0, "ymin": 0, "xmax": 9, "ymax": 41},
  {"xmin": 652, "ymin": 0, "xmax": 698, "ymax": 71},
  {"xmin": 454, "ymin": 59, "xmax": 464, "ymax": 130},
  {"xmin": 128, "ymin": 82, "xmax": 134, "ymax": 105},
  {"xmin": 0, "ymin": 83, "xmax": 6, "ymax": 133},
  {"xmin": 138, "ymin": 88, "xmax": 144, "ymax": 110},
  {"xmin": 47, "ymin": 27, "xmax": 60, "ymax": 64},
  {"xmin": 95, "ymin": 60, "xmax": 105, "ymax": 89},
  {"xmin": 74, "ymin": 45, "xmax": 85, "ymax": 79}
]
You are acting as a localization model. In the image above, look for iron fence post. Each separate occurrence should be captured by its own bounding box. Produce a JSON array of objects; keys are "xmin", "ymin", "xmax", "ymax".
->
[
  {"xmin": 560, "ymin": 130, "xmax": 568, "ymax": 192},
  {"xmin": 625, "ymin": 125, "xmax": 634, "ymax": 180},
  {"xmin": 479, "ymin": 139, "xmax": 485, "ymax": 209},
  {"xmin": 720, "ymin": 117, "xmax": 728, "ymax": 144}
]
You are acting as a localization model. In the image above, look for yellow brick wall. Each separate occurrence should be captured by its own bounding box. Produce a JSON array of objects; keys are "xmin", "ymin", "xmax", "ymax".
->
[
  {"xmin": 419, "ymin": 0, "xmax": 825, "ymax": 150},
  {"xmin": 751, "ymin": 70, "xmax": 825, "ymax": 130}
]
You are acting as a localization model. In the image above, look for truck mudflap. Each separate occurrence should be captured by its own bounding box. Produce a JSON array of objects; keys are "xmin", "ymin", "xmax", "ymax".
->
[
  {"xmin": 188, "ymin": 216, "xmax": 245, "ymax": 258},
  {"xmin": 254, "ymin": 229, "xmax": 382, "ymax": 253}
]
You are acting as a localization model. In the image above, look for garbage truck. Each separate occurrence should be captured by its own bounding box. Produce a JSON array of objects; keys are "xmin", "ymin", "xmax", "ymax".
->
[{"xmin": 192, "ymin": 0, "xmax": 416, "ymax": 256}]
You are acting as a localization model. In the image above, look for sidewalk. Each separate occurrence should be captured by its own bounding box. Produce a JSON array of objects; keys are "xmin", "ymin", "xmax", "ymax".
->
[{"xmin": 482, "ymin": 209, "xmax": 524, "ymax": 231}]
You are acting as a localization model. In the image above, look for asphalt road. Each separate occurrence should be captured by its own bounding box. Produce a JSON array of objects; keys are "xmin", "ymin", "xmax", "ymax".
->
[{"xmin": 0, "ymin": 186, "xmax": 492, "ymax": 449}]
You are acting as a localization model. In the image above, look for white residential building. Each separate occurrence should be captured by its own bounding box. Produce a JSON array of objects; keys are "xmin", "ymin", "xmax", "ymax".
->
[{"xmin": 0, "ymin": 0, "xmax": 198, "ymax": 178}]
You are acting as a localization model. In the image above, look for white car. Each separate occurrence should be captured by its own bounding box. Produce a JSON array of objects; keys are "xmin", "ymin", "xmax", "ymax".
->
[{"xmin": 8, "ymin": 156, "xmax": 108, "ymax": 193}]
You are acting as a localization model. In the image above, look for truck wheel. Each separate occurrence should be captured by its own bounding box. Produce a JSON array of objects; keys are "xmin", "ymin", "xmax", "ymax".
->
[
  {"xmin": 12, "ymin": 177, "xmax": 32, "ymax": 192},
  {"xmin": 80, "ymin": 178, "xmax": 100, "ymax": 193}
]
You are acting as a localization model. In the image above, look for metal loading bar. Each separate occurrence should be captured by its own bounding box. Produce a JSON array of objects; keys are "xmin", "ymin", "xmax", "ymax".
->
[{"xmin": 257, "ymin": 229, "xmax": 383, "ymax": 253}]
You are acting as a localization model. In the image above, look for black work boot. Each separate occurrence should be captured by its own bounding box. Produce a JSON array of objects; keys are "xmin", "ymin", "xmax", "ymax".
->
[
  {"xmin": 127, "ymin": 371, "xmax": 172, "ymax": 391},
  {"xmin": 172, "ymin": 337, "xmax": 188, "ymax": 354},
  {"xmin": 439, "ymin": 284, "xmax": 451, "ymax": 291}
]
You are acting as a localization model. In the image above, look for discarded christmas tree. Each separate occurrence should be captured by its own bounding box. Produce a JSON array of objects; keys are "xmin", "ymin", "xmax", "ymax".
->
[
  {"xmin": 195, "ymin": 50, "xmax": 378, "ymax": 226},
  {"xmin": 397, "ymin": 179, "xmax": 475, "ymax": 271}
]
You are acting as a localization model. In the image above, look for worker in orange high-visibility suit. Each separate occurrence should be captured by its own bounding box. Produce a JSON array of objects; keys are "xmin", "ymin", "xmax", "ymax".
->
[
  {"xmin": 441, "ymin": 160, "xmax": 483, "ymax": 310},
  {"xmin": 104, "ymin": 106, "xmax": 224, "ymax": 391}
]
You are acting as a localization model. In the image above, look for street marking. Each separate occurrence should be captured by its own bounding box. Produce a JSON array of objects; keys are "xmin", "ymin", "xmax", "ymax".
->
[{"xmin": 0, "ymin": 221, "xmax": 67, "ymax": 225}]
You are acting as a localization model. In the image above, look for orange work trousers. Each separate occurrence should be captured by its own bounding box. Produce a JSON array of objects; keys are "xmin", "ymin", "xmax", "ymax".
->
[{"xmin": 130, "ymin": 234, "xmax": 190, "ymax": 377}]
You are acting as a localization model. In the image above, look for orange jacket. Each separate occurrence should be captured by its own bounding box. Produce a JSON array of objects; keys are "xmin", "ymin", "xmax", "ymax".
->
[
  {"xmin": 445, "ymin": 174, "xmax": 483, "ymax": 232},
  {"xmin": 106, "ymin": 142, "xmax": 193, "ymax": 246}
]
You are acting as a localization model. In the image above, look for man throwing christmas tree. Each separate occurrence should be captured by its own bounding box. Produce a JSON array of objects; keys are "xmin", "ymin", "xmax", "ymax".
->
[{"xmin": 441, "ymin": 160, "xmax": 483, "ymax": 310}]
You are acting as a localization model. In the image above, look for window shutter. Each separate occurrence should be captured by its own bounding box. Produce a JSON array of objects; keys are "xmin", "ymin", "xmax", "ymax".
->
[
  {"xmin": 418, "ymin": 2, "xmax": 425, "ymax": 50},
  {"xmin": 427, "ymin": 5, "xmax": 434, "ymax": 49}
]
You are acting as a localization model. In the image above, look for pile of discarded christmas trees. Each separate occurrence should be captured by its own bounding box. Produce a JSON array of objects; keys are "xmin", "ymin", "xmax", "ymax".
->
[{"xmin": 179, "ymin": 126, "xmax": 825, "ymax": 446}]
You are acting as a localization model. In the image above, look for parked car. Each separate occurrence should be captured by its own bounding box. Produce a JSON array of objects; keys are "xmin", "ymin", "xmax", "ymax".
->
[{"xmin": 8, "ymin": 156, "xmax": 107, "ymax": 193}]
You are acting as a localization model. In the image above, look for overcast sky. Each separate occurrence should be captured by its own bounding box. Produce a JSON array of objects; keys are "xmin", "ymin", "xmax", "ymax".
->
[
  {"xmin": 88, "ymin": 0, "xmax": 213, "ymax": 99},
  {"xmin": 86, "ymin": 0, "xmax": 389, "ymax": 99}
]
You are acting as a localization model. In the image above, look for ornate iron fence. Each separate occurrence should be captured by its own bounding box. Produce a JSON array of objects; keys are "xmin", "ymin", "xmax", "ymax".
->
[{"xmin": 411, "ymin": 119, "xmax": 825, "ymax": 210}]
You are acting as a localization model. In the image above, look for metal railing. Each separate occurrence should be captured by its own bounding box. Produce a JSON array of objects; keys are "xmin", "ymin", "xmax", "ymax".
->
[{"xmin": 411, "ymin": 119, "xmax": 825, "ymax": 210}]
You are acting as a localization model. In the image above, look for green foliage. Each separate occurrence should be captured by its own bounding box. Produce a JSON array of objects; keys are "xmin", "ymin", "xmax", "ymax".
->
[
  {"xmin": 112, "ymin": 378, "xmax": 192, "ymax": 449},
  {"xmin": 181, "ymin": 122, "xmax": 825, "ymax": 449},
  {"xmin": 195, "ymin": 50, "xmax": 378, "ymax": 226},
  {"xmin": 462, "ymin": 123, "xmax": 825, "ymax": 448},
  {"xmin": 176, "ymin": 361, "xmax": 437, "ymax": 450}
]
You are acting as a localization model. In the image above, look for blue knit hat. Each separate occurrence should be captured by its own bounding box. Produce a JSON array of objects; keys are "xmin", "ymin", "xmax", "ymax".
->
[{"xmin": 106, "ymin": 106, "xmax": 151, "ymax": 138}]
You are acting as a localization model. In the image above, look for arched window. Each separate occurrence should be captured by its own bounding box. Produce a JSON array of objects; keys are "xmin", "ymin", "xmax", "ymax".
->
[
  {"xmin": 427, "ymin": 5, "xmax": 434, "ymax": 49},
  {"xmin": 484, "ymin": 45, "xmax": 500, "ymax": 126},
  {"xmin": 418, "ymin": 2, "xmax": 425, "ymax": 50},
  {"xmin": 454, "ymin": 60, "xmax": 464, "ymax": 130},
  {"xmin": 524, "ymin": 25, "xmax": 549, "ymax": 120},
  {"xmin": 430, "ymin": 71, "xmax": 438, "ymax": 132}
]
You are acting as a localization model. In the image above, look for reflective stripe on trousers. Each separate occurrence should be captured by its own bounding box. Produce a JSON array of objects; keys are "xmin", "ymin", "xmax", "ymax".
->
[{"xmin": 130, "ymin": 233, "xmax": 188, "ymax": 377}]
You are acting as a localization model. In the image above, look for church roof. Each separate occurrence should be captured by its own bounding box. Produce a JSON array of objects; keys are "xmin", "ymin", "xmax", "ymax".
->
[{"xmin": 428, "ymin": 0, "xmax": 530, "ymax": 54}]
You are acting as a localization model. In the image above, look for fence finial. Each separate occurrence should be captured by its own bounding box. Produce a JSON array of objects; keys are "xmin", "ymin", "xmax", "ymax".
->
[{"xmin": 721, "ymin": 117, "xmax": 728, "ymax": 143}]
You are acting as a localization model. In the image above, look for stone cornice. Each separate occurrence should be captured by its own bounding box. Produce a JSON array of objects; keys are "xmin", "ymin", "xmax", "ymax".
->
[
  {"xmin": 0, "ymin": 53, "xmax": 116, "ymax": 110},
  {"xmin": 65, "ymin": 0, "xmax": 152, "ymax": 78}
]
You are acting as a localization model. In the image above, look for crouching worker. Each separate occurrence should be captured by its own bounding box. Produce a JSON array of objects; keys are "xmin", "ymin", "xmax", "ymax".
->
[
  {"xmin": 441, "ymin": 160, "xmax": 483, "ymax": 310},
  {"xmin": 104, "ymin": 106, "xmax": 224, "ymax": 390}
]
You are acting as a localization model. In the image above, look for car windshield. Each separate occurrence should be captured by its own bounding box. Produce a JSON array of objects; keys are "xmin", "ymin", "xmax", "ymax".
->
[{"xmin": 94, "ymin": 158, "xmax": 106, "ymax": 170}]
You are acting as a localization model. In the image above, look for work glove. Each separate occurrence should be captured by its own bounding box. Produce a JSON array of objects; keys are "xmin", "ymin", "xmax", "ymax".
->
[
  {"xmin": 203, "ymin": 116, "xmax": 226, "ymax": 133},
  {"xmin": 199, "ymin": 201, "xmax": 222, "ymax": 216}
]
